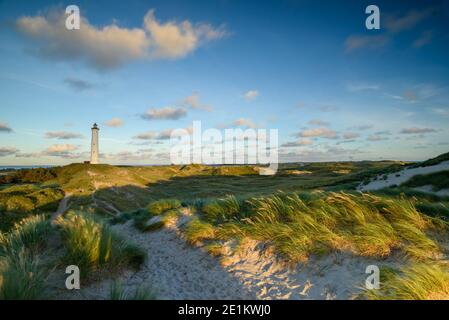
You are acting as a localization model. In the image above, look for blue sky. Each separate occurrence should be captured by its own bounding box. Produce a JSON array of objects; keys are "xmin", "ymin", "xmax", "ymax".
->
[{"xmin": 0, "ymin": 0, "xmax": 448, "ymax": 165}]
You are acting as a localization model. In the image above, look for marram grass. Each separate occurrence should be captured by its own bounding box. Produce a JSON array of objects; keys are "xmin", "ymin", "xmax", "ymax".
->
[
  {"xmin": 57, "ymin": 213, "xmax": 146, "ymax": 278},
  {"xmin": 109, "ymin": 280, "xmax": 155, "ymax": 300},
  {"xmin": 188, "ymin": 192, "xmax": 448, "ymax": 262},
  {"xmin": 365, "ymin": 263, "xmax": 449, "ymax": 300},
  {"xmin": 0, "ymin": 215, "xmax": 52, "ymax": 299}
]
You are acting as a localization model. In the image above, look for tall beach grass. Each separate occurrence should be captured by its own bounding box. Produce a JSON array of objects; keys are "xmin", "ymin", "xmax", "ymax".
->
[{"xmin": 57, "ymin": 213, "xmax": 146, "ymax": 278}]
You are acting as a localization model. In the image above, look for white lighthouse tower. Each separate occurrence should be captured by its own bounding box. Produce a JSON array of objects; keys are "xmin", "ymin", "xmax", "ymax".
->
[{"xmin": 90, "ymin": 123, "xmax": 99, "ymax": 164}]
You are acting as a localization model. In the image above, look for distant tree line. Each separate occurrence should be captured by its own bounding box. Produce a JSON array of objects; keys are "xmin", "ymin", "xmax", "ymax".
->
[{"xmin": 0, "ymin": 168, "xmax": 57, "ymax": 184}]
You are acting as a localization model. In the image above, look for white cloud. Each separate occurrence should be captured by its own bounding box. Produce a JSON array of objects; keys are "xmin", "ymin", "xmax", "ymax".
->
[
  {"xmin": 16, "ymin": 9, "xmax": 227, "ymax": 70},
  {"xmin": 384, "ymin": 9, "xmax": 434, "ymax": 33},
  {"xmin": 42, "ymin": 144, "xmax": 80, "ymax": 157},
  {"xmin": 367, "ymin": 135, "xmax": 389, "ymax": 141},
  {"xmin": 133, "ymin": 128, "xmax": 189, "ymax": 141},
  {"xmin": 180, "ymin": 92, "xmax": 212, "ymax": 111},
  {"xmin": 141, "ymin": 107, "xmax": 187, "ymax": 120},
  {"xmin": 431, "ymin": 108, "xmax": 449, "ymax": 116},
  {"xmin": 413, "ymin": 30, "xmax": 433, "ymax": 48},
  {"xmin": 0, "ymin": 122, "xmax": 13, "ymax": 133},
  {"xmin": 343, "ymin": 132, "xmax": 360, "ymax": 140},
  {"xmin": 348, "ymin": 125, "xmax": 373, "ymax": 131},
  {"xmin": 0, "ymin": 147, "xmax": 18, "ymax": 157},
  {"xmin": 281, "ymin": 138, "xmax": 312, "ymax": 148},
  {"xmin": 295, "ymin": 127, "xmax": 338, "ymax": 139},
  {"xmin": 308, "ymin": 119, "xmax": 329, "ymax": 126},
  {"xmin": 243, "ymin": 90, "xmax": 259, "ymax": 101},
  {"xmin": 143, "ymin": 10, "xmax": 227, "ymax": 60},
  {"xmin": 45, "ymin": 131, "xmax": 84, "ymax": 139},
  {"xmin": 344, "ymin": 35, "xmax": 389, "ymax": 52},
  {"xmin": 105, "ymin": 117, "xmax": 124, "ymax": 127},
  {"xmin": 64, "ymin": 77, "xmax": 94, "ymax": 91},
  {"xmin": 400, "ymin": 127, "xmax": 437, "ymax": 134},
  {"xmin": 233, "ymin": 118, "xmax": 256, "ymax": 129}
]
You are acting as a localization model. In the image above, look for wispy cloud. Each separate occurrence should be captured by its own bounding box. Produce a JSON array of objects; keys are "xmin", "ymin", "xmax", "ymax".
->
[
  {"xmin": 105, "ymin": 117, "xmax": 124, "ymax": 127},
  {"xmin": 294, "ymin": 127, "xmax": 338, "ymax": 139},
  {"xmin": 141, "ymin": 107, "xmax": 187, "ymax": 120},
  {"xmin": 367, "ymin": 135, "xmax": 389, "ymax": 141},
  {"xmin": 243, "ymin": 90, "xmax": 259, "ymax": 101},
  {"xmin": 0, "ymin": 122, "xmax": 13, "ymax": 133},
  {"xmin": 15, "ymin": 9, "xmax": 228, "ymax": 70},
  {"xmin": 41, "ymin": 144, "xmax": 81, "ymax": 158},
  {"xmin": 350, "ymin": 125, "xmax": 373, "ymax": 131},
  {"xmin": 45, "ymin": 131, "xmax": 84, "ymax": 139},
  {"xmin": 344, "ymin": 35, "xmax": 389, "ymax": 52},
  {"xmin": 64, "ymin": 77, "xmax": 94, "ymax": 91},
  {"xmin": 180, "ymin": 92, "xmax": 212, "ymax": 112},
  {"xmin": 281, "ymin": 138, "xmax": 312, "ymax": 148},
  {"xmin": 400, "ymin": 127, "xmax": 437, "ymax": 134},
  {"xmin": 384, "ymin": 9, "xmax": 434, "ymax": 33},
  {"xmin": 308, "ymin": 119, "xmax": 329, "ymax": 126},
  {"xmin": 346, "ymin": 83, "xmax": 380, "ymax": 92},
  {"xmin": 431, "ymin": 108, "xmax": 449, "ymax": 116},
  {"xmin": 345, "ymin": 8, "xmax": 435, "ymax": 53},
  {"xmin": 133, "ymin": 127, "xmax": 191, "ymax": 141},
  {"xmin": 413, "ymin": 30, "xmax": 433, "ymax": 48},
  {"xmin": 232, "ymin": 118, "xmax": 256, "ymax": 129},
  {"xmin": 0, "ymin": 147, "xmax": 19, "ymax": 157},
  {"xmin": 343, "ymin": 132, "xmax": 360, "ymax": 140}
]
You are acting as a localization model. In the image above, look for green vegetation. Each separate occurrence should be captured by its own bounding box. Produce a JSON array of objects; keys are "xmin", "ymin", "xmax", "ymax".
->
[
  {"xmin": 0, "ymin": 183, "xmax": 63, "ymax": 232},
  {"xmin": 185, "ymin": 218, "xmax": 216, "ymax": 244},
  {"xmin": 1, "ymin": 153, "xmax": 449, "ymax": 300},
  {"xmin": 0, "ymin": 215, "xmax": 52, "ymax": 299},
  {"xmin": 185, "ymin": 192, "xmax": 447, "ymax": 262},
  {"xmin": 109, "ymin": 280, "xmax": 155, "ymax": 300},
  {"xmin": 133, "ymin": 199, "xmax": 182, "ymax": 232},
  {"xmin": 148, "ymin": 198, "xmax": 181, "ymax": 215},
  {"xmin": 0, "ymin": 160, "xmax": 409, "ymax": 217},
  {"xmin": 202, "ymin": 195, "xmax": 242, "ymax": 223},
  {"xmin": 57, "ymin": 213, "xmax": 146, "ymax": 279},
  {"xmin": 403, "ymin": 171, "xmax": 449, "ymax": 191},
  {"xmin": 0, "ymin": 168, "xmax": 57, "ymax": 185},
  {"xmin": 415, "ymin": 151, "xmax": 449, "ymax": 168},
  {"xmin": 365, "ymin": 263, "xmax": 449, "ymax": 300}
]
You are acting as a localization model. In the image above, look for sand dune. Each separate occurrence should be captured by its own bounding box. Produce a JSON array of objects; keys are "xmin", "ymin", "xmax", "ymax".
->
[
  {"xmin": 358, "ymin": 161, "xmax": 449, "ymax": 192},
  {"xmin": 61, "ymin": 212, "xmax": 400, "ymax": 300}
]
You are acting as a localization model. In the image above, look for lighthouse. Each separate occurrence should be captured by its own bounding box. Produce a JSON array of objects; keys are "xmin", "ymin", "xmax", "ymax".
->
[{"xmin": 90, "ymin": 123, "xmax": 99, "ymax": 164}]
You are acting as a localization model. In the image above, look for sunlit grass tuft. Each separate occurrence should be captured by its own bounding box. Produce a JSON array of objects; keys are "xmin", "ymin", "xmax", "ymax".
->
[
  {"xmin": 147, "ymin": 199, "xmax": 181, "ymax": 216},
  {"xmin": 184, "ymin": 218, "xmax": 216, "ymax": 244},
  {"xmin": 0, "ymin": 215, "xmax": 51, "ymax": 300},
  {"xmin": 193, "ymin": 192, "xmax": 448, "ymax": 262},
  {"xmin": 365, "ymin": 263, "xmax": 449, "ymax": 300},
  {"xmin": 202, "ymin": 195, "xmax": 242, "ymax": 223},
  {"xmin": 57, "ymin": 213, "xmax": 146, "ymax": 278}
]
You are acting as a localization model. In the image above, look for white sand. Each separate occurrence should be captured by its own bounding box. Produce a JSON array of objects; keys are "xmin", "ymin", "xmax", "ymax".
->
[
  {"xmin": 413, "ymin": 185, "xmax": 449, "ymax": 197},
  {"xmin": 358, "ymin": 161, "xmax": 449, "ymax": 192},
  {"xmin": 60, "ymin": 211, "xmax": 399, "ymax": 300}
]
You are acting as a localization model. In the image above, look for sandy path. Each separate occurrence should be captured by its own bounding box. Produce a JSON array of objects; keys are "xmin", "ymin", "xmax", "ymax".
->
[
  {"xmin": 358, "ymin": 161, "xmax": 449, "ymax": 192},
  {"xmin": 59, "ymin": 212, "xmax": 398, "ymax": 300},
  {"xmin": 61, "ymin": 219, "xmax": 256, "ymax": 300},
  {"xmin": 51, "ymin": 193, "xmax": 71, "ymax": 221}
]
